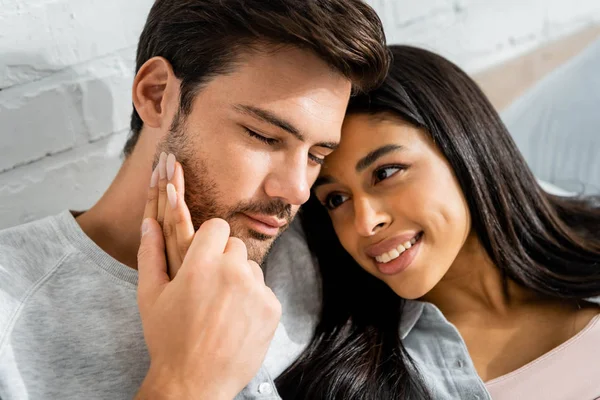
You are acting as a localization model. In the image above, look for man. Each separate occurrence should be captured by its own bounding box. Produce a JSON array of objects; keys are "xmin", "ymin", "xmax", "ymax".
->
[{"xmin": 0, "ymin": 0, "xmax": 389, "ymax": 399}]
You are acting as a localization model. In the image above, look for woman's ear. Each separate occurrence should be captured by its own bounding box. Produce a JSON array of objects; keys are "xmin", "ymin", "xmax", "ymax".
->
[{"xmin": 132, "ymin": 56, "xmax": 179, "ymax": 130}]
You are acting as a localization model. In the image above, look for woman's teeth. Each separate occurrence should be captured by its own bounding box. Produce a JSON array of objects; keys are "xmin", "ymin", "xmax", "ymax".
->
[{"xmin": 375, "ymin": 236, "xmax": 419, "ymax": 264}]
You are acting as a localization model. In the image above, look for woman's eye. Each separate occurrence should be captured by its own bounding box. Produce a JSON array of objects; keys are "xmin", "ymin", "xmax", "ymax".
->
[
  {"xmin": 374, "ymin": 165, "xmax": 405, "ymax": 183},
  {"xmin": 324, "ymin": 193, "xmax": 349, "ymax": 210},
  {"xmin": 246, "ymin": 128, "xmax": 278, "ymax": 145}
]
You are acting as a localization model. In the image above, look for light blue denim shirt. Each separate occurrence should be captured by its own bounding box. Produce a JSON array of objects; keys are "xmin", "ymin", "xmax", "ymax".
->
[{"xmin": 400, "ymin": 301, "xmax": 491, "ymax": 399}]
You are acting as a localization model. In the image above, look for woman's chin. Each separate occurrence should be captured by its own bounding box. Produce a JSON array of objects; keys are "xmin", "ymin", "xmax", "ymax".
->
[
  {"xmin": 393, "ymin": 288, "xmax": 428, "ymax": 300},
  {"xmin": 385, "ymin": 271, "xmax": 438, "ymax": 300}
]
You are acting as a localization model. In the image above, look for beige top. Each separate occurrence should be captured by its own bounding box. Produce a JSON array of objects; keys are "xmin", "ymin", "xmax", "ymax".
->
[{"xmin": 485, "ymin": 314, "xmax": 600, "ymax": 400}]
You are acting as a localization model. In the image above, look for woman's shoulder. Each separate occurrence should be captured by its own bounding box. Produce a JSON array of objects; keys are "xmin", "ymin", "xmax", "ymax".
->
[{"xmin": 485, "ymin": 310, "xmax": 600, "ymax": 400}]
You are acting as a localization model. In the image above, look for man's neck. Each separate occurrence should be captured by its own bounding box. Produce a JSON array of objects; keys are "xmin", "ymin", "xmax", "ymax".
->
[{"xmin": 76, "ymin": 141, "xmax": 156, "ymax": 270}]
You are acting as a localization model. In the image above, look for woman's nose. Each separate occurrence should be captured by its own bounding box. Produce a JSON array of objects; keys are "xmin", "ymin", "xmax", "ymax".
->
[{"xmin": 353, "ymin": 196, "xmax": 391, "ymax": 237}]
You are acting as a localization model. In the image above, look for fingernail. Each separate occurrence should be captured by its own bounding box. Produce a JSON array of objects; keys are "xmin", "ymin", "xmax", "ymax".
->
[
  {"xmin": 167, "ymin": 183, "xmax": 177, "ymax": 209},
  {"xmin": 150, "ymin": 167, "xmax": 158, "ymax": 188},
  {"xmin": 166, "ymin": 153, "xmax": 176, "ymax": 181},
  {"xmin": 141, "ymin": 218, "xmax": 150, "ymax": 236},
  {"xmin": 158, "ymin": 152, "xmax": 167, "ymax": 180}
]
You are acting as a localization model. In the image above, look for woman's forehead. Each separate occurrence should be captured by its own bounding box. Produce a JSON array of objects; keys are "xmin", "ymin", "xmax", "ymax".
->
[{"xmin": 331, "ymin": 115, "xmax": 419, "ymax": 156}]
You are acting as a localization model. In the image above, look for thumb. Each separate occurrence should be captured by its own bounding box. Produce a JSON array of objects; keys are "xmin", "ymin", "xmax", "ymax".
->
[{"xmin": 137, "ymin": 218, "xmax": 169, "ymax": 315}]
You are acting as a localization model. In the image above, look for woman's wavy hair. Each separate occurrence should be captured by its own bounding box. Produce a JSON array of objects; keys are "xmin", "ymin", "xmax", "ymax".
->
[{"xmin": 276, "ymin": 45, "xmax": 600, "ymax": 400}]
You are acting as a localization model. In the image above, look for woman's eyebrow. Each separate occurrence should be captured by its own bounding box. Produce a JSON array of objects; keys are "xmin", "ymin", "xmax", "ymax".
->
[
  {"xmin": 355, "ymin": 144, "xmax": 403, "ymax": 172},
  {"xmin": 313, "ymin": 175, "xmax": 337, "ymax": 189}
]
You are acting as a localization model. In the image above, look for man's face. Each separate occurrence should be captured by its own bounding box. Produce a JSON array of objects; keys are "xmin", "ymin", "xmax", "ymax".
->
[{"xmin": 159, "ymin": 47, "xmax": 351, "ymax": 263}]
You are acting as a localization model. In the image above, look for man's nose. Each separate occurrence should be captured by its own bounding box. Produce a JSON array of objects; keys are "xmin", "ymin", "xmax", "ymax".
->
[{"xmin": 263, "ymin": 155, "xmax": 311, "ymax": 206}]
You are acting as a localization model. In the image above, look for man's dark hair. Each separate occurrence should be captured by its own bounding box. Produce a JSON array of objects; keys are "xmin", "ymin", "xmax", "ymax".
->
[{"xmin": 124, "ymin": 0, "xmax": 390, "ymax": 156}]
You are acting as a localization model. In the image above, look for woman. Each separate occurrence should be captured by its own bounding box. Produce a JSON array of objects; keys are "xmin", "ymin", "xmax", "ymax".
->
[{"xmin": 275, "ymin": 45, "xmax": 600, "ymax": 399}]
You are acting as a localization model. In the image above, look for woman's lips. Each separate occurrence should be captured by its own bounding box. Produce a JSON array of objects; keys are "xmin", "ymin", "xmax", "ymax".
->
[
  {"xmin": 365, "ymin": 231, "xmax": 422, "ymax": 258},
  {"xmin": 373, "ymin": 234, "xmax": 422, "ymax": 276}
]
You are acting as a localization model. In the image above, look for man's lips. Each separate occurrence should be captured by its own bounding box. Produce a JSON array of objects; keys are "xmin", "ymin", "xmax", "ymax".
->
[
  {"xmin": 243, "ymin": 213, "xmax": 287, "ymax": 228},
  {"xmin": 241, "ymin": 213, "xmax": 288, "ymax": 237}
]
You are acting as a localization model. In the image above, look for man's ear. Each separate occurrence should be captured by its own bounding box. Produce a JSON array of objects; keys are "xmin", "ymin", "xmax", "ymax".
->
[{"xmin": 132, "ymin": 56, "xmax": 179, "ymax": 129}]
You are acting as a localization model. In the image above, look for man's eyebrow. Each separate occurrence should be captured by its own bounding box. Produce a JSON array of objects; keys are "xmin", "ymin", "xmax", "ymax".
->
[
  {"xmin": 313, "ymin": 175, "xmax": 336, "ymax": 189},
  {"xmin": 234, "ymin": 104, "xmax": 303, "ymax": 141},
  {"xmin": 356, "ymin": 144, "xmax": 403, "ymax": 172},
  {"xmin": 234, "ymin": 104, "xmax": 340, "ymax": 150}
]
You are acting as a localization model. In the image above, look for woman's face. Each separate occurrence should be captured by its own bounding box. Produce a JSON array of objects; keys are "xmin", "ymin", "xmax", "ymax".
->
[{"xmin": 314, "ymin": 113, "xmax": 471, "ymax": 299}]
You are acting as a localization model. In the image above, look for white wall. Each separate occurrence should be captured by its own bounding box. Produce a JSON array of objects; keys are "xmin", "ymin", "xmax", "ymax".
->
[
  {"xmin": 368, "ymin": 0, "xmax": 600, "ymax": 73},
  {"xmin": 1, "ymin": 0, "xmax": 599, "ymax": 229}
]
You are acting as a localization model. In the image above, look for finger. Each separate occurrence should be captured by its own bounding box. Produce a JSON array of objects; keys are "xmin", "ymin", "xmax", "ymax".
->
[
  {"xmin": 247, "ymin": 260, "xmax": 265, "ymax": 283},
  {"xmin": 162, "ymin": 154, "xmax": 180, "ymax": 277},
  {"xmin": 137, "ymin": 218, "xmax": 169, "ymax": 317},
  {"xmin": 224, "ymin": 236, "xmax": 248, "ymax": 261},
  {"xmin": 156, "ymin": 152, "xmax": 168, "ymax": 226},
  {"xmin": 164, "ymin": 182, "xmax": 183, "ymax": 279},
  {"xmin": 171, "ymin": 162, "xmax": 195, "ymax": 260},
  {"xmin": 164, "ymin": 162, "xmax": 195, "ymax": 279},
  {"xmin": 185, "ymin": 218, "xmax": 231, "ymax": 260},
  {"xmin": 143, "ymin": 165, "xmax": 159, "ymax": 221},
  {"xmin": 263, "ymin": 287, "xmax": 282, "ymax": 321},
  {"xmin": 163, "ymin": 154, "xmax": 185, "ymax": 279}
]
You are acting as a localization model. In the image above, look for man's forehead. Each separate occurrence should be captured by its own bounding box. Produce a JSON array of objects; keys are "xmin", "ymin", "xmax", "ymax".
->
[
  {"xmin": 216, "ymin": 46, "xmax": 351, "ymax": 102},
  {"xmin": 188, "ymin": 46, "xmax": 350, "ymax": 146},
  {"xmin": 226, "ymin": 69, "xmax": 348, "ymax": 133}
]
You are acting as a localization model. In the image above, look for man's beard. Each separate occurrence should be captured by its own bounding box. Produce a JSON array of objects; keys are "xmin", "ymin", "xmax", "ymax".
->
[{"xmin": 158, "ymin": 112, "xmax": 293, "ymax": 264}]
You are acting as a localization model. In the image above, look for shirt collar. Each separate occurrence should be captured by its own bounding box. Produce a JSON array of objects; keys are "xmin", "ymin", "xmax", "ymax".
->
[
  {"xmin": 399, "ymin": 296, "xmax": 600, "ymax": 340},
  {"xmin": 399, "ymin": 300, "xmax": 426, "ymax": 339}
]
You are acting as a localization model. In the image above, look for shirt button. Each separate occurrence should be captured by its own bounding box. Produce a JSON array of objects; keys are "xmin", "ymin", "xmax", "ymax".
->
[
  {"xmin": 258, "ymin": 382, "xmax": 273, "ymax": 395},
  {"xmin": 456, "ymin": 359, "xmax": 464, "ymax": 368}
]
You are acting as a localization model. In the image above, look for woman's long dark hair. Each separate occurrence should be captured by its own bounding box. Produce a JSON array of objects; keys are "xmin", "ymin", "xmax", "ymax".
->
[{"xmin": 275, "ymin": 45, "xmax": 600, "ymax": 399}]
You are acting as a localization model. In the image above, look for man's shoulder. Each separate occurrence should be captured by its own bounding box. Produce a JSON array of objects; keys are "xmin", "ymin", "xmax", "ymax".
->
[
  {"xmin": 0, "ymin": 214, "xmax": 73, "ymax": 332},
  {"xmin": 264, "ymin": 217, "xmax": 321, "ymax": 315},
  {"xmin": 265, "ymin": 217, "xmax": 319, "ymax": 289},
  {"xmin": 0, "ymin": 213, "xmax": 71, "ymax": 279}
]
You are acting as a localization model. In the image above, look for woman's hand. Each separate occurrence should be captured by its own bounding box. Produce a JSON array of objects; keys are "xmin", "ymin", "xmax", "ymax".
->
[
  {"xmin": 145, "ymin": 151, "xmax": 195, "ymax": 278},
  {"xmin": 136, "ymin": 152, "xmax": 282, "ymax": 399}
]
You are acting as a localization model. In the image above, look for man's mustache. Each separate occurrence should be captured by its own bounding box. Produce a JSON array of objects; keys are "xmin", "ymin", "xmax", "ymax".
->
[{"xmin": 235, "ymin": 200, "xmax": 292, "ymax": 223}]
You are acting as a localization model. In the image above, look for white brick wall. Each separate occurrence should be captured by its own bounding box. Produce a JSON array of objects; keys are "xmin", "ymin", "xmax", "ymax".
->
[
  {"xmin": 1, "ymin": 0, "xmax": 600, "ymax": 229},
  {"xmin": 368, "ymin": 0, "xmax": 600, "ymax": 72}
]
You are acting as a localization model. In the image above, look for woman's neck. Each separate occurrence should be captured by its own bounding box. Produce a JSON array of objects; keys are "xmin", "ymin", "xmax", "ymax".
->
[
  {"xmin": 418, "ymin": 234, "xmax": 600, "ymax": 383},
  {"xmin": 419, "ymin": 233, "xmax": 540, "ymax": 319}
]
